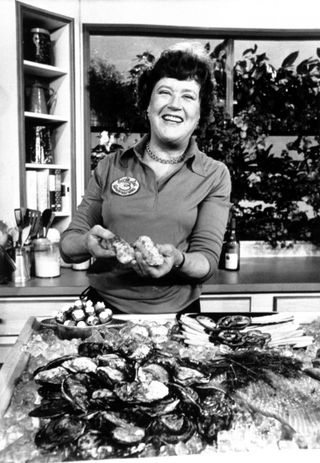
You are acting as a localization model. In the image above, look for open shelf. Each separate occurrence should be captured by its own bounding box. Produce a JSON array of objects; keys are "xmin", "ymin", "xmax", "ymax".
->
[
  {"xmin": 24, "ymin": 60, "xmax": 67, "ymax": 78},
  {"xmin": 25, "ymin": 163, "xmax": 70, "ymax": 170},
  {"xmin": 17, "ymin": 2, "xmax": 75, "ymax": 232},
  {"xmin": 24, "ymin": 111, "xmax": 68, "ymax": 123}
]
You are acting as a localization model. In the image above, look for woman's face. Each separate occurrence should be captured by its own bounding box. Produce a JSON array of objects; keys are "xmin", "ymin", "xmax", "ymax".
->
[{"xmin": 147, "ymin": 77, "xmax": 201, "ymax": 148}]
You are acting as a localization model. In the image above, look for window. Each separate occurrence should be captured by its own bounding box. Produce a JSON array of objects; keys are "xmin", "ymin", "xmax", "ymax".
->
[{"xmin": 83, "ymin": 26, "xmax": 320, "ymax": 244}]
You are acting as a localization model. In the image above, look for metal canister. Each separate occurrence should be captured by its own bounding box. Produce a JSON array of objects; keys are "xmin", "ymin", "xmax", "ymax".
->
[{"xmin": 30, "ymin": 28, "xmax": 52, "ymax": 64}]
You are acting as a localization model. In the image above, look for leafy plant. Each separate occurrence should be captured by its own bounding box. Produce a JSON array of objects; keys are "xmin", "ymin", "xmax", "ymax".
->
[
  {"xmin": 197, "ymin": 104, "xmax": 320, "ymax": 245},
  {"xmin": 233, "ymin": 45, "xmax": 320, "ymax": 134}
]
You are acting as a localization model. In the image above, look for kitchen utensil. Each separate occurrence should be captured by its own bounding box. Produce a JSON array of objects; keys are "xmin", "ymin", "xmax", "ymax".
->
[
  {"xmin": 45, "ymin": 211, "xmax": 55, "ymax": 236},
  {"xmin": 14, "ymin": 208, "xmax": 25, "ymax": 247},
  {"xmin": 30, "ymin": 211, "xmax": 42, "ymax": 240},
  {"xmin": 41, "ymin": 208, "xmax": 52, "ymax": 238},
  {"xmin": 21, "ymin": 224, "xmax": 31, "ymax": 247},
  {"xmin": 24, "ymin": 210, "xmax": 41, "ymax": 244}
]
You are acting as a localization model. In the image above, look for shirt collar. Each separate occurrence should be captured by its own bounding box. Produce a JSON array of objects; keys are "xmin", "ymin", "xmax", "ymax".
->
[{"xmin": 120, "ymin": 133, "xmax": 207, "ymax": 177}]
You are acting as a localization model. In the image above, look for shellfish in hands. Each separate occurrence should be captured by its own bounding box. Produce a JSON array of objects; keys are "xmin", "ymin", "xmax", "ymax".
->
[
  {"xmin": 133, "ymin": 235, "xmax": 164, "ymax": 266},
  {"xmin": 101, "ymin": 234, "xmax": 164, "ymax": 266},
  {"xmin": 101, "ymin": 235, "xmax": 135, "ymax": 264}
]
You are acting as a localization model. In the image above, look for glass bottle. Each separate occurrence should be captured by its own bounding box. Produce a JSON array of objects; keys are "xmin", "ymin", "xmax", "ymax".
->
[{"xmin": 224, "ymin": 215, "xmax": 240, "ymax": 271}]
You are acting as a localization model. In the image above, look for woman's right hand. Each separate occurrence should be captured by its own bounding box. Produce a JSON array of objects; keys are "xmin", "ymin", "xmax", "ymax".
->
[{"xmin": 84, "ymin": 225, "xmax": 116, "ymax": 259}]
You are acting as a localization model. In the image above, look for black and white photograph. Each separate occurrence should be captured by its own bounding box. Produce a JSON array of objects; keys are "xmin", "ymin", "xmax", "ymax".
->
[{"xmin": 0, "ymin": 1, "xmax": 320, "ymax": 462}]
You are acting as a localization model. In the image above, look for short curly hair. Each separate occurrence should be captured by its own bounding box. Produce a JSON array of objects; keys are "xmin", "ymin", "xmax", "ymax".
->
[{"xmin": 137, "ymin": 48, "xmax": 214, "ymax": 128}]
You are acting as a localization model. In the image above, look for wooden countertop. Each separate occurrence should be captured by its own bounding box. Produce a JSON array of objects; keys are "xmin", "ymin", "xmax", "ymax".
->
[{"xmin": 1, "ymin": 257, "xmax": 320, "ymax": 297}]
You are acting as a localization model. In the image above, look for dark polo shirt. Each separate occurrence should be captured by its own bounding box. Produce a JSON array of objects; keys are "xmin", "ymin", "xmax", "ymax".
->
[{"xmin": 61, "ymin": 135, "xmax": 231, "ymax": 314}]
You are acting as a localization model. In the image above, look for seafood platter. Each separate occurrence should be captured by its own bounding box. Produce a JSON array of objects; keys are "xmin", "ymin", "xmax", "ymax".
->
[{"xmin": 1, "ymin": 306, "xmax": 320, "ymax": 462}]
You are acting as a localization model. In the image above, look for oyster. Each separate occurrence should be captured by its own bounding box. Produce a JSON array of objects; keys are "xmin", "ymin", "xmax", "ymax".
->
[
  {"xmin": 91, "ymin": 388, "xmax": 117, "ymax": 405},
  {"xmin": 33, "ymin": 354, "xmax": 76, "ymax": 376},
  {"xmin": 99, "ymin": 410, "xmax": 132, "ymax": 427},
  {"xmin": 119, "ymin": 338, "xmax": 153, "ymax": 361},
  {"xmin": 97, "ymin": 366, "xmax": 127, "ymax": 385},
  {"xmin": 151, "ymin": 413, "xmax": 196, "ymax": 444},
  {"xmin": 119, "ymin": 323, "xmax": 150, "ymax": 340},
  {"xmin": 114, "ymin": 380, "xmax": 169, "ymax": 403},
  {"xmin": 137, "ymin": 363, "xmax": 170, "ymax": 384},
  {"xmin": 173, "ymin": 364, "xmax": 210, "ymax": 386},
  {"xmin": 136, "ymin": 396, "xmax": 180, "ymax": 418},
  {"xmin": 112, "ymin": 424, "xmax": 145, "ymax": 444},
  {"xmin": 62, "ymin": 374, "xmax": 91, "ymax": 412},
  {"xmin": 159, "ymin": 413, "xmax": 185, "ymax": 432},
  {"xmin": 62, "ymin": 356, "xmax": 98, "ymax": 374},
  {"xmin": 29, "ymin": 398, "xmax": 72, "ymax": 418},
  {"xmin": 133, "ymin": 235, "xmax": 164, "ymax": 266},
  {"xmin": 97, "ymin": 353, "xmax": 127, "ymax": 371},
  {"xmin": 78, "ymin": 341, "xmax": 109, "ymax": 357},
  {"xmin": 34, "ymin": 366, "xmax": 69, "ymax": 385},
  {"xmin": 35, "ymin": 414, "xmax": 85, "ymax": 450},
  {"xmin": 172, "ymin": 383, "xmax": 201, "ymax": 415}
]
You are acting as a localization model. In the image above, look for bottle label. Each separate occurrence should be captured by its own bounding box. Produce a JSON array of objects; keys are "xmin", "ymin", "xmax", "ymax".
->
[{"xmin": 225, "ymin": 253, "xmax": 239, "ymax": 270}]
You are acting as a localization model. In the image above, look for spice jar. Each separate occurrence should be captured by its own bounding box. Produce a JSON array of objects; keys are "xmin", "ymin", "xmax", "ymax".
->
[
  {"xmin": 33, "ymin": 238, "xmax": 60, "ymax": 278},
  {"xmin": 30, "ymin": 28, "xmax": 52, "ymax": 64}
]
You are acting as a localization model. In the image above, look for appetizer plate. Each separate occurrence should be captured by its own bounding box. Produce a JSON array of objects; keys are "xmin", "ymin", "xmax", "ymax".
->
[{"xmin": 39, "ymin": 317, "xmax": 125, "ymax": 340}]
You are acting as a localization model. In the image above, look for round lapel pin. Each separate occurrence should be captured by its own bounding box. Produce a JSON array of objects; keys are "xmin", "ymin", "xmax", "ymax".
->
[{"xmin": 111, "ymin": 176, "xmax": 140, "ymax": 196}]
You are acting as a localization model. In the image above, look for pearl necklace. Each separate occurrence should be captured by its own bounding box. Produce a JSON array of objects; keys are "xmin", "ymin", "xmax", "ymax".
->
[{"xmin": 145, "ymin": 143, "xmax": 186, "ymax": 165}]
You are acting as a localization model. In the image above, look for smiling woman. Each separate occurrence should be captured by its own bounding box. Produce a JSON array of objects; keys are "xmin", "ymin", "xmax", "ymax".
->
[
  {"xmin": 60, "ymin": 43, "xmax": 231, "ymax": 314},
  {"xmin": 146, "ymin": 78, "xmax": 201, "ymax": 155}
]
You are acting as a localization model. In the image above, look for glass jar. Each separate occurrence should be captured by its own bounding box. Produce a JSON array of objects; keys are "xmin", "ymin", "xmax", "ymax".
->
[
  {"xmin": 30, "ymin": 28, "xmax": 52, "ymax": 64},
  {"xmin": 33, "ymin": 238, "xmax": 60, "ymax": 278}
]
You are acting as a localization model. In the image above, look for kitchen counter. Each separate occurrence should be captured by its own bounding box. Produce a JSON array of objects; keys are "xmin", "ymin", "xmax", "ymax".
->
[
  {"xmin": 1, "ymin": 256, "xmax": 320, "ymax": 297},
  {"xmin": 1, "ymin": 256, "xmax": 320, "ymax": 364}
]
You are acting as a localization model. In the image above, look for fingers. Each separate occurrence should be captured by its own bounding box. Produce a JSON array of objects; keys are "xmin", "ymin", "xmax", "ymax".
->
[
  {"xmin": 86, "ymin": 226, "xmax": 116, "ymax": 259},
  {"xmin": 156, "ymin": 243, "xmax": 174, "ymax": 256},
  {"xmin": 91, "ymin": 225, "xmax": 115, "ymax": 241},
  {"xmin": 131, "ymin": 251, "xmax": 149, "ymax": 276},
  {"xmin": 131, "ymin": 250, "xmax": 173, "ymax": 278}
]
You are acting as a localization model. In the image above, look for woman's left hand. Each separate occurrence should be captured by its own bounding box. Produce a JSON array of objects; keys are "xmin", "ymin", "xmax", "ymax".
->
[{"xmin": 131, "ymin": 244, "xmax": 179, "ymax": 278}]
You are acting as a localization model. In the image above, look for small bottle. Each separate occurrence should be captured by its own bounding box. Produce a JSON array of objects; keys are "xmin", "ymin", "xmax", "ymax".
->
[{"xmin": 224, "ymin": 215, "xmax": 240, "ymax": 271}]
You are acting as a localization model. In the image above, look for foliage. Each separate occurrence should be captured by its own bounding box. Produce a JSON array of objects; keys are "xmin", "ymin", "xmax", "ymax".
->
[
  {"xmin": 89, "ymin": 57, "xmax": 148, "ymax": 132},
  {"xmin": 233, "ymin": 44, "xmax": 320, "ymax": 134},
  {"xmin": 196, "ymin": 41, "xmax": 320, "ymax": 245},
  {"xmin": 197, "ymin": 104, "xmax": 320, "ymax": 245}
]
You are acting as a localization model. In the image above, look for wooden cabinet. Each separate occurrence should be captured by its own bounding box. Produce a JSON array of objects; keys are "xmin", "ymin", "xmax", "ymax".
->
[
  {"xmin": 16, "ymin": 2, "xmax": 75, "ymax": 231},
  {"xmin": 200, "ymin": 293, "xmax": 320, "ymax": 313}
]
